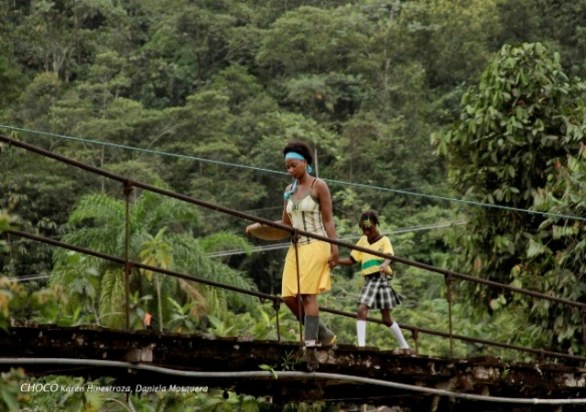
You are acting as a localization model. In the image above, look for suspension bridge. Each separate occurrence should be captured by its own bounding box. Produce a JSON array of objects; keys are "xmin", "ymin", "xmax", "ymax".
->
[{"xmin": 1, "ymin": 134, "xmax": 586, "ymax": 411}]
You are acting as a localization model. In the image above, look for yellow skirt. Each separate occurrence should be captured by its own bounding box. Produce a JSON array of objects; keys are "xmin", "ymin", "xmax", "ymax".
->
[{"xmin": 281, "ymin": 240, "xmax": 331, "ymax": 297}]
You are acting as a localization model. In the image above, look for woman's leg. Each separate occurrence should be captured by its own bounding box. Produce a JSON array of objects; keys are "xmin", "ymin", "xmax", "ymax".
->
[
  {"xmin": 283, "ymin": 295, "xmax": 304, "ymax": 321},
  {"xmin": 300, "ymin": 294, "xmax": 319, "ymax": 346},
  {"xmin": 283, "ymin": 295, "xmax": 334, "ymax": 345},
  {"xmin": 302, "ymin": 294, "xmax": 318, "ymax": 316}
]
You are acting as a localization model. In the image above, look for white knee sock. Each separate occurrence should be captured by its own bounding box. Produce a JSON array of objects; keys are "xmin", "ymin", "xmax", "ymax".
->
[
  {"xmin": 356, "ymin": 320, "xmax": 366, "ymax": 347},
  {"xmin": 389, "ymin": 322, "xmax": 409, "ymax": 349}
]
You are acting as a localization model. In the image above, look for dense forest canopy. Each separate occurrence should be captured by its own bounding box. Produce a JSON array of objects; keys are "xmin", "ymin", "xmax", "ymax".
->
[{"xmin": 2, "ymin": 0, "xmax": 586, "ymax": 409}]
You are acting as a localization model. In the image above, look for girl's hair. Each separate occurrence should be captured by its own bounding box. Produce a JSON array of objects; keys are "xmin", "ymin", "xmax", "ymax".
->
[
  {"xmin": 360, "ymin": 210, "xmax": 379, "ymax": 226},
  {"xmin": 283, "ymin": 141, "xmax": 313, "ymax": 164}
]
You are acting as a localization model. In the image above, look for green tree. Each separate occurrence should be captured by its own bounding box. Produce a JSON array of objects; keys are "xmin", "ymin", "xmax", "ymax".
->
[
  {"xmin": 521, "ymin": 154, "xmax": 586, "ymax": 355},
  {"xmin": 51, "ymin": 189, "xmax": 256, "ymax": 329},
  {"xmin": 0, "ymin": 139, "xmax": 98, "ymax": 277},
  {"xmin": 257, "ymin": 5, "xmax": 371, "ymax": 76},
  {"xmin": 128, "ymin": 0, "xmax": 257, "ymax": 108},
  {"xmin": 496, "ymin": 0, "xmax": 586, "ymax": 79},
  {"xmin": 13, "ymin": 72, "xmax": 65, "ymax": 133},
  {"xmin": 9, "ymin": 0, "xmax": 126, "ymax": 82},
  {"xmin": 0, "ymin": 48, "xmax": 26, "ymax": 119},
  {"xmin": 437, "ymin": 42, "xmax": 586, "ymax": 353},
  {"xmin": 256, "ymin": 5, "xmax": 373, "ymax": 125}
]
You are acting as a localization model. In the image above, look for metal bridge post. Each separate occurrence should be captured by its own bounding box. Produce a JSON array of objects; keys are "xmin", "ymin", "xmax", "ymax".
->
[
  {"xmin": 412, "ymin": 328, "xmax": 419, "ymax": 354},
  {"xmin": 293, "ymin": 231, "xmax": 303, "ymax": 346},
  {"xmin": 582, "ymin": 307, "xmax": 586, "ymax": 365},
  {"xmin": 273, "ymin": 298, "xmax": 282, "ymax": 342},
  {"xmin": 123, "ymin": 181, "xmax": 133, "ymax": 330},
  {"xmin": 445, "ymin": 274, "xmax": 454, "ymax": 357}
]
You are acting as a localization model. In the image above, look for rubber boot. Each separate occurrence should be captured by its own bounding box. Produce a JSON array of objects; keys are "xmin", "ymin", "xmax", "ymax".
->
[
  {"xmin": 304, "ymin": 315, "xmax": 320, "ymax": 370},
  {"xmin": 318, "ymin": 321, "xmax": 336, "ymax": 346}
]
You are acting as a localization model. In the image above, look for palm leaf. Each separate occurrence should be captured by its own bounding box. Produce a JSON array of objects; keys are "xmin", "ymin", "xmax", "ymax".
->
[
  {"xmin": 68, "ymin": 193, "xmax": 124, "ymax": 226},
  {"xmin": 53, "ymin": 190, "xmax": 255, "ymax": 331},
  {"xmin": 98, "ymin": 268, "xmax": 126, "ymax": 328},
  {"xmin": 177, "ymin": 278, "xmax": 207, "ymax": 317},
  {"xmin": 198, "ymin": 231, "xmax": 253, "ymax": 256}
]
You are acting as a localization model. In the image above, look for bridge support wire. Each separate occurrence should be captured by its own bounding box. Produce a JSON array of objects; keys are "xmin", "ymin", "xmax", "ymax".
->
[{"xmin": 1, "ymin": 358, "xmax": 586, "ymax": 406}]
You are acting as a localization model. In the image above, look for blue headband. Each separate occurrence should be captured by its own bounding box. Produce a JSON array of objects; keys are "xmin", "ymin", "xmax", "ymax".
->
[
  {"xmin": 285, "ymin": 152, "xmax": 306, "ymax": 161},
  {"xmin": 284, "ymin": 151, "xmax": 313, "ymax": 174}
]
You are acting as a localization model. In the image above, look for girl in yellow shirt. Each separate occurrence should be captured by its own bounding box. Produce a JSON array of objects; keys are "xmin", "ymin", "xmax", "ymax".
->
[{"xmin": 337, "ymin": 210, "xmax": 410, "ymax": 350}]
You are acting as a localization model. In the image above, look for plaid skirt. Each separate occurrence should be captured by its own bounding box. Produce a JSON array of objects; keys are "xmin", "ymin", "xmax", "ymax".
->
[{"xmin": 358, "ymin": 274, "xmax": 403, "ymax": 310}]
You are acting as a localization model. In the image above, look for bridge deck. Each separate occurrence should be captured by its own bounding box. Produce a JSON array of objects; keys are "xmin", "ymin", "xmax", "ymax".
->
[{"xmin": 1, "ymin": 324, "xmax": 585, "ymax": 411}]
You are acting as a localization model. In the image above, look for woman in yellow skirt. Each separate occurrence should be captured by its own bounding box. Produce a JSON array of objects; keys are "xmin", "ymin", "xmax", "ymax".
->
[{"xmin": 247, "ymin": 141, "xmax": 338, "ymax": 349}]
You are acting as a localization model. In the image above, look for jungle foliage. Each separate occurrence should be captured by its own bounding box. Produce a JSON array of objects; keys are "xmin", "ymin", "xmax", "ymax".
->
[{"xmin": 2, "ymin": 0, "xmax": 586, "ymax": 410}]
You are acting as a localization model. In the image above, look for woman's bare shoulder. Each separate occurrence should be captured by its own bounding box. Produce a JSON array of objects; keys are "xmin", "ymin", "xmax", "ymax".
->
[{"xmin": 314, "ymin": 178, "xmax": 331, "ymax": 194}]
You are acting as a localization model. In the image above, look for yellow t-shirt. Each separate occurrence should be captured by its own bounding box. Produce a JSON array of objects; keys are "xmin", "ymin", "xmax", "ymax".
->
[{"xmin": 350, "ymin": 235, "xmax": 394, "ymax": 276}]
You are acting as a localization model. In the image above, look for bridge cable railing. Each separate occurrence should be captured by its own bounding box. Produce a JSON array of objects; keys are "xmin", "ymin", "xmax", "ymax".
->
[
  {"xmin": 7, "ymin": 228, "xmax": 585, "ymax": 364},
  {"xmin": 1, "ymin": 133, "xmax": 585, "ymax": 363}
]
